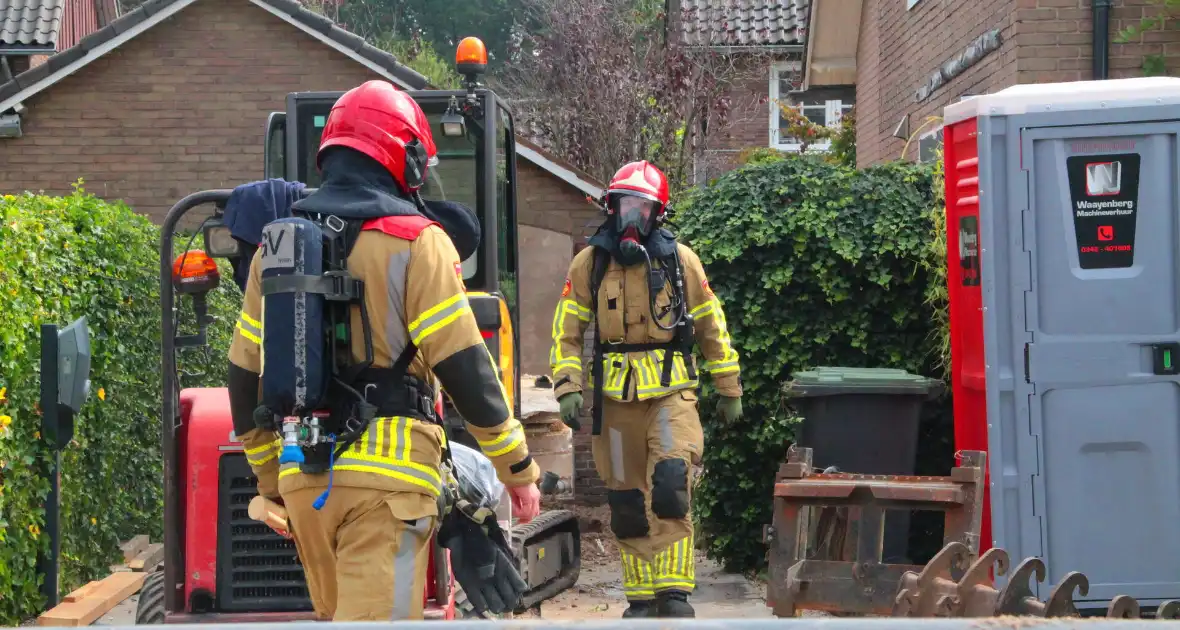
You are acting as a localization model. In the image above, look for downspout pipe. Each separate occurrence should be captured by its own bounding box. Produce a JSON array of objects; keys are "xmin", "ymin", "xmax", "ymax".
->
[{"xmin": 1092, "ymin": 0, "xmax": 1112, "ymax": 79}]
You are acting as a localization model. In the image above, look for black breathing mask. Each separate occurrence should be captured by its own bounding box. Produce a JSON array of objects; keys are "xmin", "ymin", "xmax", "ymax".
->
[{"xmin": 612, "ymin": 193, "xmax": 660, "ymax": 266}]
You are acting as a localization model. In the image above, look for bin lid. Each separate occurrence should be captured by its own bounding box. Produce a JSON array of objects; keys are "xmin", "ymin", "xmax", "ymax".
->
[{"xmin": 783, "ymin": 366, "xmax": 944, "ymax": 398}]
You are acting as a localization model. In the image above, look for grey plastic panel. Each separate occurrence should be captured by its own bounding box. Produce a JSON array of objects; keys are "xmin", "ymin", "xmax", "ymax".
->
[{"xmin": 976, "ymin": 101, "xmax": 1180, "ymax": 606}]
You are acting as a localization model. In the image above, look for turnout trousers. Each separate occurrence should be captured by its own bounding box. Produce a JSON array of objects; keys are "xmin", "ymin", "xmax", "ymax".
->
[
  {"xmin": 281, "ymin": 485, "xmax": 437, "ymax": 621},
  {"xmin": 592, "ymin": 388, "xmax": 704, "ymax": 603}
]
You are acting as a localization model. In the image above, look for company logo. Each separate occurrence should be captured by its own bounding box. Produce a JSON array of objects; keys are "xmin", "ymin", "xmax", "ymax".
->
[
  {"xmin": 1086, "ymin": 161, "xmax": 1122, "ymax": 196},
  {"xmin": 561, "ymin": 278, "xmax": 572, "ymax": 297},
  {"xmin": 1098, "ymin": 225, "xmax": 1114, "ymax": 241}
]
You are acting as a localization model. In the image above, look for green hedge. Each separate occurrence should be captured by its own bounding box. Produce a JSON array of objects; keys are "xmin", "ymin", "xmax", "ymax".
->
[
  {"xmin": 674, "ymin": 155, "xmax": 946, "ymax": 573},
  {"xmin": 0, "ymin": 184, "xmax": 238, "ymax": 624}
]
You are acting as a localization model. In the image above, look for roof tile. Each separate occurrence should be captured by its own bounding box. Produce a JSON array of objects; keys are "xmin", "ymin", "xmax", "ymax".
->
[
  {"xmin": 111, "ymin": 7, "xmax": 148, "ymax": 36},
  {"xmin": 78, "ymin": 23, "xmax": 116, "ymax": 51},
  {"xmin": 0, "ymin": 0, "xmax": 63, "ymax": 48},
  {"xmin": 677, "ymin": 0, "xmax": 810, "ymax": 47},
  {"xmin": 13, "ymin": 57, "xmax": 53, "ymax": 88}
]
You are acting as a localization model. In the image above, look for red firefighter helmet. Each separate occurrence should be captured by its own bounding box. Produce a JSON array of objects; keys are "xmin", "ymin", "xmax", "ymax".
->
[
  {"xmin": 605, "ymin": 161, "xmax": 669, "ymax": 237},
  {"xmin": 316, "ymin": 80, "xmax": 438, "ymax": 193},
  {"xmin": 606, "ymin": 160, "xmax": 670, "ymax": 210}
]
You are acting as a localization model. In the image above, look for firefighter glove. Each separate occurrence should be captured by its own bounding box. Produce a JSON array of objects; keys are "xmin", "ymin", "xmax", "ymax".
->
[
  {"xmin": 719, "ymin": 396, "xmax": 743, "ymax": 423},
  {"xmin": 558, "ymin": 392, "xmax": 583, "ymax": 431},
  {"xmin": 438, "ymin": 500, "xmax": 527, "ymax": 617}
]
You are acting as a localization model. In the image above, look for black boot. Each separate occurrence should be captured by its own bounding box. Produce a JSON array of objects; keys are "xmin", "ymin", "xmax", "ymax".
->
[
  {"xmin": 654, "ymin": 590, "xmax": 695, "ymax": 618},
  {"xmin": 622, "ymin": 600, "xmax": 655, "ymax": 618}
]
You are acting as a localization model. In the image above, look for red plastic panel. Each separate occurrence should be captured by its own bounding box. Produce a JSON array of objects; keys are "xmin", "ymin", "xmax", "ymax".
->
[
  {"xmin": 180, "ymin": 387, "xmax": 237, "ymax": 608},
  {"xmin": 943, "ymin": 116, "xmax": 993, "ymax": 553}
]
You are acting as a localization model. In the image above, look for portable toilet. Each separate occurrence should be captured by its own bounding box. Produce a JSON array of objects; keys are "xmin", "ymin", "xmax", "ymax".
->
[{"xmin": 943, "ymin": 77, "xmax": 1180, "ymax": 609}]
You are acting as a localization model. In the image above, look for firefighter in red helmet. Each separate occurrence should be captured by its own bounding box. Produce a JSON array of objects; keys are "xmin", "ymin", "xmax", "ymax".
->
[
  {"xmin": 548, "ymin": 160, "xmax": 743, "ymax": 617},
  {"xmin": 228, "ymin": 79, "xmax": 540, "ymax": 621}
]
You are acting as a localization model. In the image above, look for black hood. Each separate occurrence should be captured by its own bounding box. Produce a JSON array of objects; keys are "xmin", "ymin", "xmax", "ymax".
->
[
  {"xmin": 588, "ymin": 219, "xmax": 678, "ymax": 264},
  {"xmin": 291, "ymin": 148, "xmax": 481, "ymax": 260},
  {"xmin": 290, "ymin": 147, "xmax": 420, "ymax": 220},
  {"xmin": 421, "ymin": 199, "xmax": 481, "ymax": 263}
]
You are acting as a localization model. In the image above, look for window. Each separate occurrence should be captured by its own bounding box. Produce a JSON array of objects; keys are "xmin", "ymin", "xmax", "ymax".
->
[
  {"xmin": 769, "ymin": 62, "xmax": 855, "ymax": 152},
  {"xmin": 907, "ymin": 0, "xmax": 922, "ymax": 8},
  {"xmin": 918, "ymin": 127, "xmax": 944, "ymax": 164}
]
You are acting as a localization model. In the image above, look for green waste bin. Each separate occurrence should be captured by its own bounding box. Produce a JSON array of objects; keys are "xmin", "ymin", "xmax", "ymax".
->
[{"xmin": 783, "ymin": 366, "xmax": 944, "ymax": 564}]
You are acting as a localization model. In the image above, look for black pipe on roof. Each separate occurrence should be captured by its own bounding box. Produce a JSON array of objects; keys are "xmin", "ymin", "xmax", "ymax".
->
[{"xmin": 1092, "ymin": 0, "xmax": 1112, "ymax": 80}]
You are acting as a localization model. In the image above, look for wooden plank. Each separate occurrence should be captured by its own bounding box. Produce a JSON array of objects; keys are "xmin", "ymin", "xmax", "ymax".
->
[
  {"xmin": 129, "ymin": 543, "xmax": 164, "ymax": 572},
  {"xmin": 62, "ymin": 581, "xmax": 101, "ymax": 603},
  {"xmin": 119, "ymin": 535, "xmax": 149, "ymax": 562},
  {"xmin": 38, "ymin": 571, "xmax": 146, "ymax": 627}
]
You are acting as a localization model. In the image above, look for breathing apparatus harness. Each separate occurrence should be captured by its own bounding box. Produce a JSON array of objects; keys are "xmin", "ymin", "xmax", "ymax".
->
[
  {"xmin": 584, "ymin": 195, "xmax": 696, "ymax": 436},
  {"xmin": 253, "ymin": 160, "xmax": 445, "ymax": 510}
]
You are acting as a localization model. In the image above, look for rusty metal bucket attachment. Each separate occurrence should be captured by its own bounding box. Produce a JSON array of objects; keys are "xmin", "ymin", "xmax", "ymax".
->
[
  {"xmin": 766, "ymin": 446, "xmax": 987, "ymax": 617},
  {"xmin": 892, "ymin": 543, "xmax": 1180, "ymax": 621}
]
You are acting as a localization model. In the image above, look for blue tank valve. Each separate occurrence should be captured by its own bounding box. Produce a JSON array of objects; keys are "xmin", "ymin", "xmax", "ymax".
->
[{"xmin": 279, "ymin": 444, "xmax": 305, "ymax": 465}]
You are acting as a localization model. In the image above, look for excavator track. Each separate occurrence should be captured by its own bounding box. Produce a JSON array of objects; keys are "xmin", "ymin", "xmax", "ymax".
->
[{"xmin": 511, "ymin": 509, "xmax": 581, "ymax": 612}]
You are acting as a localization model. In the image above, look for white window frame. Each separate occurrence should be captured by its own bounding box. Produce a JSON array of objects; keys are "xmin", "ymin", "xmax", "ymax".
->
[
  {"xmin": 769, "ymin": 60, "xmax": 803, "ymax": 151},
  {"xmin": 768, "ymin": 61, "xmax": 853, "ymax": 152},
  {"xmin": 769, "ymin": 84, "xmax": 854, "ymax": 153}
]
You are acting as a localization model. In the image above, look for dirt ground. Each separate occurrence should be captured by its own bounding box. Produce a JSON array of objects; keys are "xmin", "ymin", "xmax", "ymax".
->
[{"xmin": 94, "ymin": 502, "xmax": 776, "ymax": 624}]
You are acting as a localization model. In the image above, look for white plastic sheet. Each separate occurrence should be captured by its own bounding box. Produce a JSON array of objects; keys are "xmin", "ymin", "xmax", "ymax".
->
[{"xmin": 450, "ymin": 441, "xmax": 505, "ymax": 509}]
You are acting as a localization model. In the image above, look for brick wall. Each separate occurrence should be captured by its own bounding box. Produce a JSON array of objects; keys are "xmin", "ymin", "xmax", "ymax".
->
[
  {"xmin": 697, "ymin": 56, "xmax": 777, "ymax": 183},
  {"xmin": 516, "ymin": 159, "xmax": 600, "ymax": 245},
  {"xmin": 0, "ymin": 0, "xmax": 380, "ymax": 220},
  {"xmin": 856, "ymin": 0, "xmax": 1018, "ymax": 166},
  {"xmin": 1013, "ymin": 0, "xmax": 1180, "ymax": 83},
  {"xmin": 857, "ymin": 0, "xmax": 1180, "ymax": 167}
]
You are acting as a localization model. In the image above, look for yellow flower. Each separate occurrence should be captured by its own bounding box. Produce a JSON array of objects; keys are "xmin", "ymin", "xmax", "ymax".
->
[
  {"xmin": 29, "ymin": 524, "xmax": 40, "ymax": 537},
  {"xmin": 0, "ymin": 386, "xmax": 6, "ymax": 402},
  {"xmin": 90, "ymin": 517, "xmax": 97, "ymax": 526},
  {"xmin": 0, "ymin": 415, "xmax": 10, "ymax": 428},
  {"xmin": 97, "ymin": 388, "xmax": 105, "ymax": 401}
]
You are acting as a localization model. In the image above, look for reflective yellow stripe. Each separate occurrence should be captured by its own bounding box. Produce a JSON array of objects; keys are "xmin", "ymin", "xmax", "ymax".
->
[
  {"xmin": 409, "ymin": 293, "xmax": 471, "ymax": 345},
  {"xmin": 240, "ymin": 311, "xmax": 262, "ymax": 329},
  {"xmin": 236, "ymin": 311, "xmax": 262, "ymax": 344},
  {"xmin": 653, "ymin": 534, "xmax": 696, "ymax": 592},
  {"xmin": 634, "ymin": 350, "xmax": 695, "ymax": 400},
  {"xmin": 276, "ymin": 416, "xmax": 442, "ymax": 496},
  {"xmin": 245, "ymin": 439, "xmax": 280, "ymax": 465},
  {"xmin": 689, "ymin": 301, "xmax": 715, "ymax": 319},
  {"xmin": 550, "ymin": 299, "xmax": 592, "ymax": 375},
  {"xmin": 477, "ymin": 422, "xmax": 526, "ymax": 458},
  {"xmin": 245, "ymin": 439, "xmax": 279, "ymax": 455},
  {"xmin": 687, "ymin": 295, "xmax": 743, "ymax": 379},
  {"xmin": 621, "ymin": 549, "xmax": 655, "ymax": 600},
  {"xmin": 554, "ymin": 358, "xmax": 582, "ymax": 372},
  {"xmin": 703, "ymin": 359, "xmax": 740, "ymax": 374}
]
